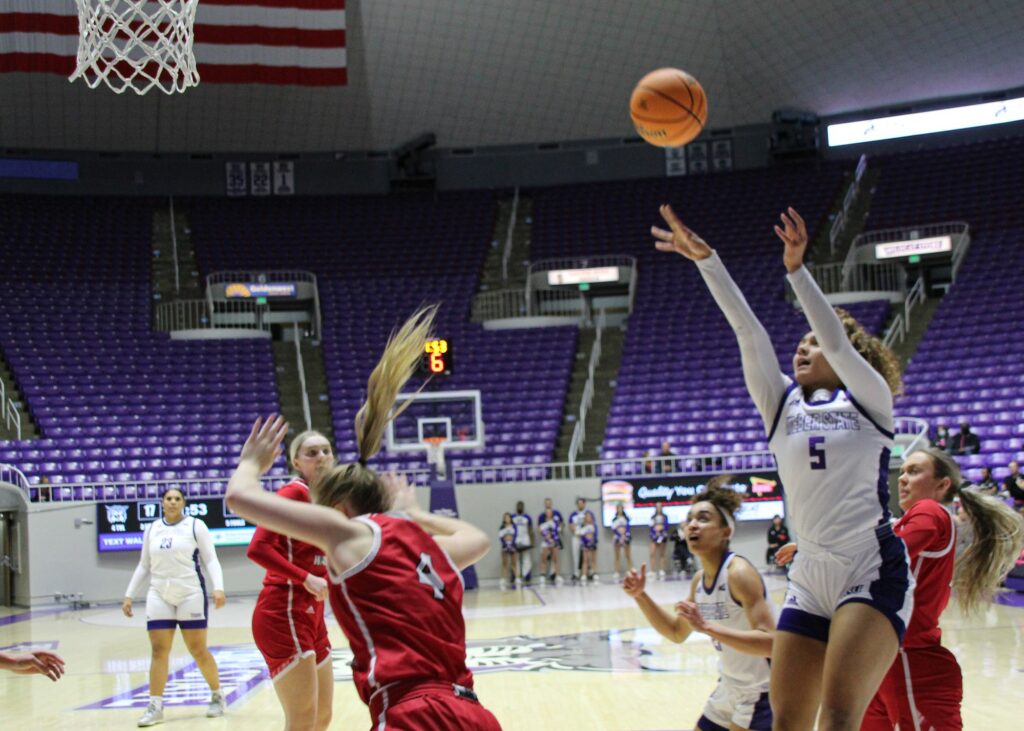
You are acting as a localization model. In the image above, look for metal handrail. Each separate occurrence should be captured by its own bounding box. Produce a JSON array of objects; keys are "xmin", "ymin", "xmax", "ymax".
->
[
  {"xmin": 13, "ymin": 468, "xmax": 436, "ymax": 503},
  {"xmin": 843, "ymin": 221, "xmax": 970, "ymax": 283},
  {"xmin": 501, "ymin": 188, "xmax": 519, "ymax": 282},
  {"xmin": 882, "ymin": 276, "xmax": 925, "ymax": 348},
  {"xmin": 528, "ymin": 254, "xmax": 637, "ymax": 275},
  {"xmin": 155, "ymin": 298, "xmax": 270, "ymax": 333},
  {"xmin": 0, "ymin": 462, "xmax": 29, "ymax": 490},
  {"xmin": 568, "ymin": 311, "xmax": 605, "ymax": 467},
  {"xmin": 293, "ymin": 329, "xmax": 313, "ymax": 431},
  {"xmin": 894, "ymin": 415, "xmax": 931, "ymax": 457},
  {"xmin": 0, "ymin": 378, "xmax": 23, "ymax": 441},
  {"xmin": 169, "ymin": 196, "xmax": 180, "ymax": 294},
  {"xmin": 801, "ymin": 261, "xmax": 907, "ymax": 297}
]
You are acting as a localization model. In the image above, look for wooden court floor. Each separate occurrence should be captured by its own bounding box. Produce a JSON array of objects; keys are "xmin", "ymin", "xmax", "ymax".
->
[{"xmin": 2, "ymin": 574, "xmax": 1022, "ymax": 730}]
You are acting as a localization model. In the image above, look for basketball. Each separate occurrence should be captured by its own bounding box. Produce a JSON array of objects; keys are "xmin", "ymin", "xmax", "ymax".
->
[{"xmin": 630, "ymin": 67, "xmax": 708, "ymax": 147}]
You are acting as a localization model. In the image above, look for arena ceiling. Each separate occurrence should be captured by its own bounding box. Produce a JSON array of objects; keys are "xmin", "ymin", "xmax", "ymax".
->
[{"xmin": 1, "ymin": 0, "xmax": 1022, "ymax": 153}]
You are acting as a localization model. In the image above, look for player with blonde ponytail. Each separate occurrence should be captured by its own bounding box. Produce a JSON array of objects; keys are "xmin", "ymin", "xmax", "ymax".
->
[
  {"xmin": 860, "ymin": 447, "xmax": 1024, "ymax": 729},
  {"xmin": 226, "ymin": 306, "xmax": 501, "ymax": 730}
]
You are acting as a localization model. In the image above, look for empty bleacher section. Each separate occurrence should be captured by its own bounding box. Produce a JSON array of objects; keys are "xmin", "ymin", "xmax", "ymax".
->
[
  {"xmin": 867, "ymin": 137, "xmax": 1024, "ymax": 480},
  {"xmin": 0, "ymin": 195, "xmax": 282, "ymax": 498},
  {"xmin": 187, "ymin": 194, "xmax": 578, "ymax": 475}
]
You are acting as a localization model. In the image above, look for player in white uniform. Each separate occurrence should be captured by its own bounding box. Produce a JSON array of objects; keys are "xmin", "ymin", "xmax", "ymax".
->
[
  {"xmin": 624, "ymin": 478, "xmax": 775, "ymax": 730},
  {"xmin": 122, "ymin": 487, "xmax": 227, "ymax": 727},
  {"xmin": 511, "ymin": 500, "xmax": 534, "ymax": 583},
  {"xmin": 568, "ymin": 497, "xmax": 595, "ymax": 583},
  {"xmin": 653, "ymin": 206, "xmax": 913, "ymax": 730}
]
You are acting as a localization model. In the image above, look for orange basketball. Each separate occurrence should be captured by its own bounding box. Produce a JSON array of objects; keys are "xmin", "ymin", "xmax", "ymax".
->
[{"xmin": 630, "ymin": 68, "xmax": 708, "ymax": 148}]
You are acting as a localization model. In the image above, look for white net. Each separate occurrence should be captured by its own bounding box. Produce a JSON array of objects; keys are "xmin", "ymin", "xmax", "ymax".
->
[{"xmin": 69, "ymin": 0, "xmax": 200, "ymax": 95}]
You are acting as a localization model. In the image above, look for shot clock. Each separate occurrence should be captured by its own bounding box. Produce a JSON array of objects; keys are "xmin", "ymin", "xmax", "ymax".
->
[{"xmin": 420, "ymin": 338, "xmax": 452, "ymax": 376}]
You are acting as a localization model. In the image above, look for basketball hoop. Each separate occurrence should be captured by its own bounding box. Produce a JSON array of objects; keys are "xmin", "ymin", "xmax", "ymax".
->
[
  {"xmin": 69, "ymin": 0, "xmax": 200, "ymax": 95},
  {"xmin": 423, "ymin": 436, "xmax": 448, "ymax": 480}
]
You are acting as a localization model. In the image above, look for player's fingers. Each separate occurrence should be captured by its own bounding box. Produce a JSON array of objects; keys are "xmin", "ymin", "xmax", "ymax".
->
[
  {"xmin": 651, "ymin": 226, "xmax": 674, "ymax": 242},
  {"xmin": 773, "ymin": 225, "xmax": 791, "ymax": 244},
  {"xmin": 788, "ymin": 207, "xmax": 807, "ymax": 232},
  {"xmin": 247, "ymin": 417, "xmax": 261, "ymax": 443}
]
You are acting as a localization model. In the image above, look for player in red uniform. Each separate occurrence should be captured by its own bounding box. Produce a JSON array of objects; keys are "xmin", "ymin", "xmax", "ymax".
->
[
  {"xmin": 227, "ymin": 307, "xmax": 501, "ymax": 730},
  {"xmin": 247, "ymin": 429, "xmax": 335, "ymax": 731},
  {"xmin": 859, "ymin": 447, "xmax": 1023, "ymax": 730}
]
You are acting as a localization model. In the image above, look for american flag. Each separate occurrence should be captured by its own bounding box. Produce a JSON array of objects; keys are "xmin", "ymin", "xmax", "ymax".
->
[{"xmin": 0, "ymin": 0, "xmax": 347, "ymax": 86}]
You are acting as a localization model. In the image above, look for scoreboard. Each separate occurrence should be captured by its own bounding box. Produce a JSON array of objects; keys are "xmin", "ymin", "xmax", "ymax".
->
[
  {"xmin": 96, "ymin": 498, "xmax": 256, "ymax": 552},
  {"xmin": 420, "ymin": 338, "xmax": 452, "ymax": 376}
]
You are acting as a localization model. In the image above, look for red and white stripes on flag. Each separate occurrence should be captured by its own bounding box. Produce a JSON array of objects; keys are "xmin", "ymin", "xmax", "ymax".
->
[{"xmin": 0, "ymin": 0, "xmax": 347, "ymax": 86}]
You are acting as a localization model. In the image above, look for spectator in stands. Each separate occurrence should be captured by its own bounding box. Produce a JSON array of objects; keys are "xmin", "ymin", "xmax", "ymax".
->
[
  {"xmin": 949, "ymin": 422, "xmax": 980, "ymax": 456},
  {"xmin": 1004, "ymin": 461, "xmax": 1024, "ymax": 511},
  {"xmin": 0, "ymin": 649, "xmax": 65, "ymax": 681},
  {"xmin": 973, "ymin": 466, "xmax": 999, "ymax": 496},
  {"xmin": 766, "ymin": 515, "xmax": 790, "ymax": 569},
  {"xmin": 656, "ymin": 441, "xmax": 679, "ymax": 474},
  {"xmin": 931, "ymin": 423, "xmax": 950, "ymax": 452},
  {"xmin": 36, "ymin": 475, "xmax": 51, "ymax": 503},
  {"xmin": 643, "ymin": 450, "xmax": 656, "ymax": 474}
]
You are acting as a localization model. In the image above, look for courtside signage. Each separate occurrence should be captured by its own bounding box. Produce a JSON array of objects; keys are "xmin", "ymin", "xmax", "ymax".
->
[
  {"xmin": 874, "ymin": 236, "xmax": 952, "ymax": 260},
  {"xmin": 600, "ymin": 472, "xmax": 785, "ymax": 527}
]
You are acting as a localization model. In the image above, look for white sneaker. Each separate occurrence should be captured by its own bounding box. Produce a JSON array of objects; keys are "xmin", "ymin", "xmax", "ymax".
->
[
  {"xmin": 206, "ymin": 692, "xmax": 225, "ymax": 718},
  {"xmin": 612, "ymin": 572, "xmax": 621, "ymax": 582},
  {"xmin": 657, "ymin": 570, "xmax": 666, "ymax": 581},
  {"xmin": 137, "ymin": 702, "xmax": 164, "ymax": 727},
  {"xmin": 538, "ymin": 575, "xmax": 547, "ymax": 586},
  {"xmin": 514, "ymin": 577, "xmax": 523, "ymax": 588},
  {"xmin": 499, "ymin": 578, "xmax": 507, "ymax": 590},
  {"xmin": 554, "ymin": 575, "xmax": 565, "ymax": 586},
  {"xmin": 590, "ymin": 574, "xmax": 600, "ymax": 584}
]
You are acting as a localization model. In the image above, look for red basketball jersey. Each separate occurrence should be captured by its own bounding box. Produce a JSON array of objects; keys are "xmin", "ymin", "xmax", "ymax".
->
[
  {"xmin": 894, "ymin": 499, "xmax": 955, "ymax": 649},
  {"xmin": 248, "ymin": 479, "xmax": 329, "ymax": 587},
  {"xmin": 327, "ymin": 513, "xmax": 473, "ymax": 705}
]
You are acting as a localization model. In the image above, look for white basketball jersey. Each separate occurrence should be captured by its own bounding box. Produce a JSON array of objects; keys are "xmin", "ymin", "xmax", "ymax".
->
[
  {"xmin": 145, "ymin": 517, "xmax": 206, "ymax": 601},
  {"xmin": 769, "ymin": 385, "xmax": 893, "ymax": 546},
  {"xmin": 695, "ymin": 553, "xmax": 772, "ymax": 691}
]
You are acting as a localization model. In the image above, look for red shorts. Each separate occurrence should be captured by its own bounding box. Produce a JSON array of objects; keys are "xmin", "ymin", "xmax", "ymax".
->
[
  {"xmin": 369, "ymin": 681, "xmax": 502, "ymax": 731},
  {"xmin": 252, "ymin": 584, "xmax": 331, "ymax": 679},
  {"xmin": 862, "ymin": 645, "xmax": 962, "ymax": 731}
]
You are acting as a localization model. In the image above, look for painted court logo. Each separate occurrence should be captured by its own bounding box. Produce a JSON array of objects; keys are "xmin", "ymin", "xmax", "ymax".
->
[{"xmin": 79, "ymin": 645, "xmax": 267, "ymax": 710}]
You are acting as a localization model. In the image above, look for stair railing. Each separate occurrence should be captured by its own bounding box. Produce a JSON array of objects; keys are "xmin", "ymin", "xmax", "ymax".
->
[
  {"xmin": 293, "ymin": 327, "xmax": 313, "ymax": 432},
  {"xmin": 501, "ymin": 187, "xmax": 520, "ymax": 282},
  {"xmin": 568, "ymin": 311, "xmax": 606, "ymax": 470},
  {"xmin": 0, "ymin": 377, "xmax": 23, "ymax": 440}
]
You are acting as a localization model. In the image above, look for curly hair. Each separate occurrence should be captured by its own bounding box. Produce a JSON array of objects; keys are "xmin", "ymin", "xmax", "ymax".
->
[
  {"xmin": 693, "ymin": 474, "xmax": 744, "ymax": 526},
  {"xmin": 834, "ymin": 307, "xmax": 904, "ymax": 396}
]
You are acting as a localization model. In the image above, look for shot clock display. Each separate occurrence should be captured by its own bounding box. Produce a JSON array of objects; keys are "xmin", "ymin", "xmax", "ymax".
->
[{"xmin": 420, "ymin": 338, "xmax": 452, "ymax": 376}]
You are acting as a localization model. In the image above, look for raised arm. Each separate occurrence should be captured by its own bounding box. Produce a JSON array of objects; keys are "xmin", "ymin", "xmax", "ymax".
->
[
  {"xmin": 777, "ymin": 208, "xmax": 893, "ymax": 425},
  {"xmin": 654, "ymin": 205, "xmax": 790, "ymax": 426},
  {"xmin": 226, "ymin": 417, "xmax": 373, "ymax": 574},
  {"xmin": 247, "ymin": 525, "xmax": 310, "ymax": 584},
  {"xmin": 386, "ymin": 473, "xmax": 490, "ymax": 570}
]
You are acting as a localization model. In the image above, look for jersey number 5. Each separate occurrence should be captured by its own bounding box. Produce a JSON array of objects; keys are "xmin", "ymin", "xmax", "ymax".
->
[
  {"xmin": 417, "ymin": 553, "xmax": 446, "ymax": 600},
  {"xmin": 808, "ymin": 436, "xmax": 826, "ymax": 470}
]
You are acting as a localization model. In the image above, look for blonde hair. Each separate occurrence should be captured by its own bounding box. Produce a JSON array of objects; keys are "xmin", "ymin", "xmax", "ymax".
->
[
  {"xmin": 288, "ymin": 430, "xmax": 330, "ymax": 467},
  {"xmin": 315, "ymin": 306, "xmax": 437, "ymax": 514},
  {"xmin": 919, "ymin": 447, "xmax": 1024, "ymax": 615},
  {"xmin": 834, "ymin": 307, "xmax": 903, "ymax": 396}
]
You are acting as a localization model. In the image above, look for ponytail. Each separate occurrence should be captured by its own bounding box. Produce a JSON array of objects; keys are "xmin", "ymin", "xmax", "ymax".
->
[
  {"xmin": 314, "ymin": 305, "xmax": 438, "ymax": 515},
  {"xmin": 919, "ymin": 447, "xmax": 1024, "ymax": 615},
  {"xmin": 954, "ymin": 487, "xmax": 1024, "ymax": 615}
]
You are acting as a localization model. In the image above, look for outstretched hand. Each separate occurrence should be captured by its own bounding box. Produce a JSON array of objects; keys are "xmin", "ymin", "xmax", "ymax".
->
[
  {"xmin": 775, "ymin": 207, "xmax": 808, "ymax": 273},
  {"xmin": 652, "ymin": 205, "xmax": 713, "ymax": 261},
  {"xmin": 622, "ymin": 563, "xmax": 648, "ymax": 598},
  {"xmin": 382, "ymin": 472, "xmax": 417, "ymax": 513},
  {"xmin": 0, "ymin": 650, "xmax": 66, "ymax": 682},
  {"xmin": 238, "ymin": 415, "xmax": 288, "ymax": 475}
]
